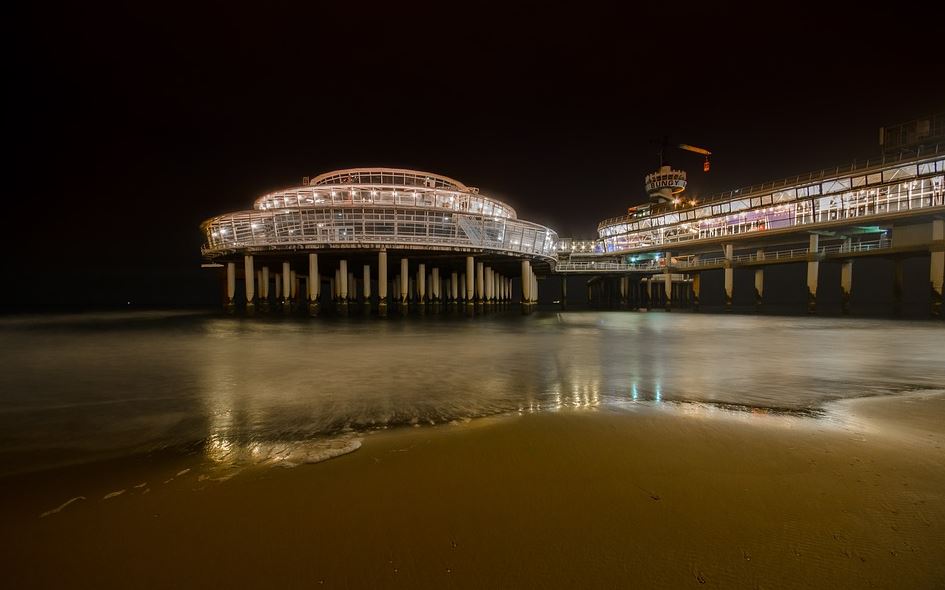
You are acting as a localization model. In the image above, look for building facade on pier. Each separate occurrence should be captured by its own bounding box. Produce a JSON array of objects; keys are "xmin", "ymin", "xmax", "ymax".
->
[
  {"xmin": 556, "ymin": 143, "xmax": 945, "ymax": 315},
  {"xmin": 201, "ymin": 168, "xmax": 555, "ymax": 312}
]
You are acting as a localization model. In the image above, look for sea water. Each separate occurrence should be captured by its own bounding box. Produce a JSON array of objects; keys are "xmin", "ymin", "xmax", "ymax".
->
[{"xmin": 1, "ymin": 310, "xmax": 942, "ymax": 475}]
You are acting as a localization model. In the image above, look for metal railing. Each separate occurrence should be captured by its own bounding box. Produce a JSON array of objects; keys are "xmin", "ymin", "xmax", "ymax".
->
[
  {"xmin": 253, "ymin": 186, "xmax": 519, "ymax": 221},
  {"xmin": 555, "ymin": 260, "xmax": 663, "ymax": 273},
  {"xmin": 674, "ymin": 239, "xmax": 890, "ymax": 268},
  {"xmin": 202, "ymin": 207, "xmax": 559, "ymax": 259},
  {"xmin": 554, "ymin": 239, "xmax": 893, "ymax": 274}
]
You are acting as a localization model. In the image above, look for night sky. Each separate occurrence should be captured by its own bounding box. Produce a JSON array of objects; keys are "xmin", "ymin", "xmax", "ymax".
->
[{"xmin": 8, "ymin": 3, "xmax": 944, "ymax": 307}]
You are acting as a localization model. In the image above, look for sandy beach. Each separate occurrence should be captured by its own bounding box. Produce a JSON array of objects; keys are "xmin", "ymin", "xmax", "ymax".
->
[{"xmin": 3, "ymin": 390, "xmax": 943, "ymax": 589}]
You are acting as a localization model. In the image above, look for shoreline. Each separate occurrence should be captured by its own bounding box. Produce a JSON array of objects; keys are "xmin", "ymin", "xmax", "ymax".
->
[
  {"xmin": 3, "ymin": 385, "xmax": 940, "ymax": 480},
  {"xmin": 3, "ymin": 390, "xmax": 943, "ymax": 588}
]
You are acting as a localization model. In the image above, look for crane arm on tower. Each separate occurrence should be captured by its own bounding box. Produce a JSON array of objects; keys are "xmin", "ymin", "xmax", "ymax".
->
[
  {"xmin": 677, "ymin": 143, "xmax": 712, "ymax": 172},
  {"xmin": 676, "ymin": 144, "xmax": 712, "ymax": 156}
]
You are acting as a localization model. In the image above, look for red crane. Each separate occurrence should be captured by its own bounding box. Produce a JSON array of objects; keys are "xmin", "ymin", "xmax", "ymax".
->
[{"xmin": 655, "ymin": 137, "xmax": 713, "ymax": 172}]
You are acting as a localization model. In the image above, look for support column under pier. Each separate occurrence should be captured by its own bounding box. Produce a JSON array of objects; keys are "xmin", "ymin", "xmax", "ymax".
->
[
  {"xmin": 531, "ymin": 271, "xmax": 538, "ymax": 306},
  {"xmin": 723, "ymin": 245, "xmax": 734, "ymax": 312},
  {"xmin": 307, "ymin": 253, "xmax": 319, "ymax": 315},
  {"xmin": 378, "ymin": 251, "xmax": 388, "ymax": 316},
  {"xmin": 499, "ymin": 269, "xmax": 505, "ymax": 305},
  {"xmin": 841, "ymin": 260, "xmax": 853, "ymax": 315},
  {"xmin": 282, "ymin": 261, "xmax": 291, "ymax": 312},
  {"xmin": 465, "ymin": 257, "xmax": 475, "ymax": 311},
  {"xmin": 664, "ymin": 269, "xmax": 672, "ymax": 312},
  {"xmin": 521, "ymin": 260, "xmax": 531, "ymax": 311},
  {"xmin": 417, "ymin": 264, "xmax": 426, "ymax": 308},
  {"xmin": 806, "ymin": 235, "xmax": 820, "ymax": 314},
  {"xmin": 754, "ymin": 249, "xmax": 765, "ymax": 311},
  {"xmin": 363, "ymin": 264, "xmax": 371, "ymax": 310},
  {"xmin": 561, "ymin": 275, "xmax": 567, "ymax": 309},
  {"xmin": 261, "ymin": 266, "xmax": 270, "ymax": 311},
  {"xmin": 932, "ymin": 219, "xmax": 944, "ymax": 318},
  {"xmin": 692, "ymin": 273, "xmax": 701, "ymax": 311},
  {"xmin": 476, "ymin": 262, "xmax": 484, "ymax": 307},
  {"xmin": 400, "ymin": 258, "xmax": 409, "ymax": 312},
  {"xmin": 256, "ymin": 270, "xmax": 263, "ymax": 309},
  {"xmin": 494, "ymin": 274, "xmax": 501, "ymax": 306},
  {"xmin": 484, "ymin": 266, "xmax": 493, "ymax": 306},
  {"xmin": 495, "ymin": 273, "xmax": 501, "ymax": 306},
  {"xmin": 339, "ymin": 260, "xmax": 349, "ymax": 313},
  {"xmin": 225, "ymin": 262, "xmax": 236, "ymax": 312},
  {"xmin": 243, "ymin": 255, "xmax": 255, "ymax": 313}
]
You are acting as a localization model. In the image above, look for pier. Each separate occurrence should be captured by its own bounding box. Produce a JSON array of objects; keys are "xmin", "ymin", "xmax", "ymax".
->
[
  {"xmin": 202, "ymin": 169, "xmax": 551, "ymax": 314},
  {"xmin": 202, "ymin": 117, "xmax": 944, "ymax": 317}
]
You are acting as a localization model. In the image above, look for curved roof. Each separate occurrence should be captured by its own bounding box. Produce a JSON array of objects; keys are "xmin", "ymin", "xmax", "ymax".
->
[{"xmin": 310, "ymin": 168, "xmax": 471, "ymax": 192}]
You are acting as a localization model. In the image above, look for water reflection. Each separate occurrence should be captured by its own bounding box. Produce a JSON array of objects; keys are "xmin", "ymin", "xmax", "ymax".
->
[{"xmin": 0, "ymin": 311, "xmax": 943, "ymax": 473}]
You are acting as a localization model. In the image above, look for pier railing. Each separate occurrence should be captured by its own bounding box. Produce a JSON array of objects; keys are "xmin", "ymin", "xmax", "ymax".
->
[
  {"xmin": 555, "ymin": 239, "xmax": 892, "ymax": 273},
  {"xmin": 676, "ymin": 239, "xmax": 890, "ymax": 267},
  {"xmin": 202, "ymin": 208, "xmax": 559, "ymax": 260}
]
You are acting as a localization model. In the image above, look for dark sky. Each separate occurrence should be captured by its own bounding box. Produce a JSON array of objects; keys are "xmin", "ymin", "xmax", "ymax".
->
[{"xmin": 8, "ymin": 3, "xmax": 944, "ymax": 306}]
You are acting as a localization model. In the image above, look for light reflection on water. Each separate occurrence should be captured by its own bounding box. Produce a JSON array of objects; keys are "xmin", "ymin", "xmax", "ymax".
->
[{"xmin": 0, "ymin": 310, "xmax": 942, "ymax": 474}]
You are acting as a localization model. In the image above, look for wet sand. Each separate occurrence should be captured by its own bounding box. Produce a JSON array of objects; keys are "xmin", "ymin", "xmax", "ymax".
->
[{"xmin": 2, "ymin": 392, "xmax": 944, "ymax": 589}]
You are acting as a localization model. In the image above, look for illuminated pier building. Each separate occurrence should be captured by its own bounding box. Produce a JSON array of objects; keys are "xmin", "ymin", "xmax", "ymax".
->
[
  {"xmin": 202, "ymin": 115, "xmax": 945, "ymax": 316},
  {"xmin": 201, "ymin": 168, "xmax": 556, "ymax": 314}
]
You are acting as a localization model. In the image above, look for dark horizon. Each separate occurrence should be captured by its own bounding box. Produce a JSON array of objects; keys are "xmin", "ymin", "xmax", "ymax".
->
[{"xmin": 8, "ymin": 4, "xmax": 944, "ymax": 306}]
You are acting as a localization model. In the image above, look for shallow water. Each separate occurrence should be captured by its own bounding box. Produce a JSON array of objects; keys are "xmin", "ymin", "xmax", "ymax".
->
[{"xmin": 1, "ymin": 310, "xmax": 943, "ymax": 475}]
